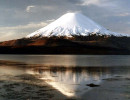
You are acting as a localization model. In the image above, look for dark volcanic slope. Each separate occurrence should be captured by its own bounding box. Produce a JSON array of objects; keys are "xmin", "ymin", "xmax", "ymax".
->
[
  {"xmin": 0, "ymin": 36, "xmax": 130, "ymax": 54},
  {"xmin": 0, "ymin": 38, "xmax": 79, "ymax": 46}
]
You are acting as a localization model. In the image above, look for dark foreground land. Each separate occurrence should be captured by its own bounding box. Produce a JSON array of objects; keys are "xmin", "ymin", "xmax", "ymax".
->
[{"xmin": 0, "ymin": 35, "xmax": 130, "ymax": 54}]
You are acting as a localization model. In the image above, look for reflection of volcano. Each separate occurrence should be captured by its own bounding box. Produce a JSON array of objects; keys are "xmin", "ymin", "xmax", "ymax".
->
[
  {"xmin": 0, "ymin": 60, "xmax": 130, "ymax": 99},
  {"xmin": 27, "ymin": 67, "xmax": 111, "ymax": 97}
]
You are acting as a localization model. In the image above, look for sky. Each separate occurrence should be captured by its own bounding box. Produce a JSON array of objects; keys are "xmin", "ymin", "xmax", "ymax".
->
[{"xmin": 0, "ymin": 0, "xmax": 130, "ymax": 41}]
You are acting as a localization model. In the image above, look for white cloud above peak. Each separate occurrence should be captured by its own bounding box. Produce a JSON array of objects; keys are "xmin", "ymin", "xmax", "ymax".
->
[
  {"xmin": 26, "ymin": 5, "xmax": 35, "ymax": 12},
  {"xmin": 81, "ymin": 0, "xmax": 100, "ymax": 6},
  {"xmin": 78, "ymin": 0, "xmax": 117, "ymax": 7}
]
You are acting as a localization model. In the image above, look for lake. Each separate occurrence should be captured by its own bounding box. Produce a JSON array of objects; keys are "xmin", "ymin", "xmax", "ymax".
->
[
  {"xmin": 0, "ymin": 55, "xmax": 130, "ymax": 66},
  {"xmin": 0, "ymin": 55, "xmax": 130, "ymax": 100}
]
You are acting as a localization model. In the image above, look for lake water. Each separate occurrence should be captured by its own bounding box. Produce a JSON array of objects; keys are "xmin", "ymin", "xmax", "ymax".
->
[
  {"xmin": 0, "ymin": 55, "xmax": 130, "ymax": 100},
  {"xmin": 0, "ymin": 55, "xmax": 130, "ymax": 66}
]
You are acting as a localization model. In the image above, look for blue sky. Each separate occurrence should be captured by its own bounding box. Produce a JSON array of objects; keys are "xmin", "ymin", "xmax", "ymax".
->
[{"xmin": 0, "ymin": 0, "xmax": 130, "ymax": 41}]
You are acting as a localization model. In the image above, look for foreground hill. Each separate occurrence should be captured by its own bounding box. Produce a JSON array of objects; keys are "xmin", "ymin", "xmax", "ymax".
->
[{"xmin": 0, "ymin": 36, "xmax": 130, "ymax": 54}]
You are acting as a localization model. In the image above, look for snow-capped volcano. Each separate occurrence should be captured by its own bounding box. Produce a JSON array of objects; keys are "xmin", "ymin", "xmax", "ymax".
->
[{"xmin": 27, "ymin": 13, "xmax": 129, "ymax": 38}]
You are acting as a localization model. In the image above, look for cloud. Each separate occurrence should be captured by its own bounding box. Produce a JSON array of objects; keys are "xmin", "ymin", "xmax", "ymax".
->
[
  {"xmin": 78, "ymin": 0, "xmax": 130, "ymax": 18},
  {"xmin": 78, "ymin": 0, "xmax": 117, "ymax": 8},
  {"xmin": 127, "ymin": 22, "xmax": 130, "ymax": 25},
  {"xmin": 41, "ymin": 6, "xmax": 55, "ymax": 10},
  {"xmin": 117, "ymin": 12, "xmax": 130, "ymax": 17},
  {"xmin": 0, "ymin": 20, "xmax": 54, "ymax": 41},
  {"xmin": 80, "ymin": 0, "xmax": 100, "ymax": 6},
  {"xmin": 26, "ymin": 5, "xmax": 35, "ymax": 12},
  {"xmin": 26, "ymin": 5, "xmax": 56, "ymax": 13}
]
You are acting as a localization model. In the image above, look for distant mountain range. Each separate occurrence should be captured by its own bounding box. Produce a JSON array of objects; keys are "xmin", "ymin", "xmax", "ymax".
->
[{"xmin": 0, "ymin": 13, "xmax": 130, "ymax": 54}]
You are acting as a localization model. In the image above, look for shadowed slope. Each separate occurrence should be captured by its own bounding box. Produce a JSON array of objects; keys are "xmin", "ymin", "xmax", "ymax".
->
[{"xmin": 0, "ymin": 36, "xmax": 130, "ymax": 54}]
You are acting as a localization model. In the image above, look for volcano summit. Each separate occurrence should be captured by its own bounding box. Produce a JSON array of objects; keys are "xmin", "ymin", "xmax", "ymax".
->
[{"xmin": 27, "ymin": 13, "xmax": 129, "ymax": 38}]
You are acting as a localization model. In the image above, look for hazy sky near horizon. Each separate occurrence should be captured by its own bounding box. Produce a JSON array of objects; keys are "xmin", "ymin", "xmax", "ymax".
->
[{"xmin": 0, "ymin": 0, "xmax": 130, "ymax": 41}]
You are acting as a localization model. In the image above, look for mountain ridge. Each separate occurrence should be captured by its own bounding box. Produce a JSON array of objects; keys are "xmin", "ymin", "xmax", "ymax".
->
[{"xmin": 0, "ymin": 36, "xmax": 130, "ymax": 54}]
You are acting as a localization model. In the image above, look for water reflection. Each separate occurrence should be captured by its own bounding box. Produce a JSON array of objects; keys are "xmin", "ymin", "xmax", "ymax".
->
[
  {"xmin": 0, "ymin": 65, "xmax": 26, "ymax": 80},
  {"xmin": 27, "ymin": 67, "xmax": 130, "ymax": 97},
  {"xmin": 0, "ymin": 61, "xmax": 130, "ymax": 99}
]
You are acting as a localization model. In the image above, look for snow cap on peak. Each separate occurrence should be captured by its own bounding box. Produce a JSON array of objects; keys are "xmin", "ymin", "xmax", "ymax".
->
[{"xmin": 27, "ymin": 12, "xmax": 129, "ymax": 38}]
